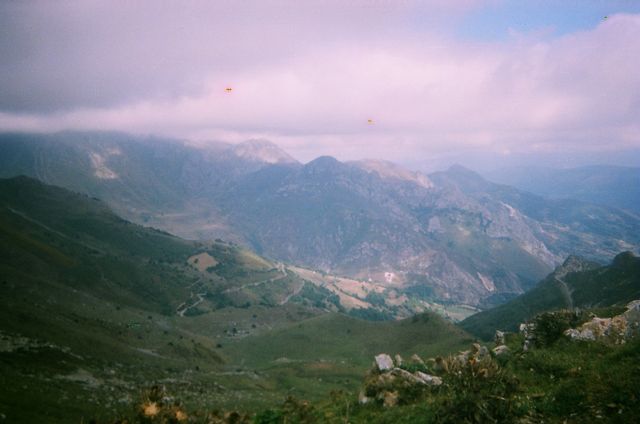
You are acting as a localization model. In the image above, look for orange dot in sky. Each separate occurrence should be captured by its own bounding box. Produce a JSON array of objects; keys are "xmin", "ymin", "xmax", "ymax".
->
[{"xmin": 225, "ymin": 87, "xmax": 233, "ymax": 93}]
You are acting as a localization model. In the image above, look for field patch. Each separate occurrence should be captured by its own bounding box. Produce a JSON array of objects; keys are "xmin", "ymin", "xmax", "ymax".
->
[{"xmin": 187, "ymin": 252, "xmax": 218, "ymax": 272}]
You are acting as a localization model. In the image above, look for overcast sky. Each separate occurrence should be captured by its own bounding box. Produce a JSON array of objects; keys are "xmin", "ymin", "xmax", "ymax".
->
[{"xmin": 1, "ymin": 0, "xmax": 640, "ymax": 170}]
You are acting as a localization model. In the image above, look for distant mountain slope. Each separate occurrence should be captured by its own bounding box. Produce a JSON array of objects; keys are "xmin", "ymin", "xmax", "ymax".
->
[
  {"xmin": 483, "ymin": 165, "xmax": 640, "ymax": 213},
  {"xmin": 0, "ymin": 131, "xmax": 299, "ymax": 242},
  {"xmin": 460, "ymin": 252, "xmax": 640, "ymax": 340},
  {"xmin": 1, "ymin": 132, "xmax": 639, "ymax": 309}
]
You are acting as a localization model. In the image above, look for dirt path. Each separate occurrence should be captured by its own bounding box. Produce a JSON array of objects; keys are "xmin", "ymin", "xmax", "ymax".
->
[
  {"xmin": 221, "ymin": 265, "xmax": 288, "ymax": 295},
  {"xmin": 279, "ymin": 280, "xmax": 305, "ymax": 306},
  {"xmin": 177, "ymin": 292, "xmax": 207, "ymax": 317},
  {"xmin": 176, "ymin": 278, "xmax": 206, "ymax": 317},
  {"xmin": 177, "ymin": 264, "xmax": 290, "ymax": 316}
]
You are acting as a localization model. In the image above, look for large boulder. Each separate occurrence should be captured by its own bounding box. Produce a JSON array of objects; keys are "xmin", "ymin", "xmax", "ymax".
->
[{"xmin": 374, "ymin": 354, "xmax": 394, "ymax": 371}]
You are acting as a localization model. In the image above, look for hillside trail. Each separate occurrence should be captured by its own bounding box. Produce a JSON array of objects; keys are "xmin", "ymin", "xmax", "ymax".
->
[
  {"xmin": 221, "ymin": 264, "xmax": 288, "ymax": 295},
  {"xmin": 176, "ymin": 278, "xmax": 206, "ymax": 317},
  {"xmin": 555, "ymin": 276, "xmax": 574, "ymax": 309},
  {"xmin": 177, "ymin": 264, "xmax": 290, "ymax": 316},
  {"xmin": 279, "ymin": 280, "xmax": 306, "ymax": 305}
]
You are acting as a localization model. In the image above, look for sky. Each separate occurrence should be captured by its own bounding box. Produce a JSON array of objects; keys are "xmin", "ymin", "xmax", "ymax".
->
[{"xmin": 1, "ymin": 0, "xmax": 640, "ymax": 171}]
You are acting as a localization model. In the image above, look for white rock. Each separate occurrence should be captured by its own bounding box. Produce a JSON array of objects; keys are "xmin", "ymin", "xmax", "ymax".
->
[
  {"xmin": 375, "ymin": 354, "xmax": 394, "ymax": 371},
  {"xmin": 492, "ymin": 345, "xmax": 510, "ymax": 356},
  {"xmin": 394, "ymin": 354, "xmax": 403, "ymax": 367},
  {"xmin": 414, "ymin": 371, "xmax": 442, "ymax": 386}
]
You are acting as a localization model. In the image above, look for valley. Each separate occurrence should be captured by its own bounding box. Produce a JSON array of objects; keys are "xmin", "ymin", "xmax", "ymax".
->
[
  {"xmin": 2, "ymin": 132, "xmax": 638, "ymax": 312},
  {"xmin": 0, "ymin": 134, "xmax": 638, "ymax": 422},
  {"xmin": 0, "ymin": 176, "xmax": 473, "ymax": 422},
  {"xmin": 2, "ymin": 3, "xmax": 640, "ymax": 421}
]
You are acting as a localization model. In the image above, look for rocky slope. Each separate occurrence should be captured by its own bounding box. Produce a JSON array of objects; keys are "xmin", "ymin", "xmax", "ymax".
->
[{"xmin": 1, "ymin": 131, "xmax": 639, "ymax": 308}]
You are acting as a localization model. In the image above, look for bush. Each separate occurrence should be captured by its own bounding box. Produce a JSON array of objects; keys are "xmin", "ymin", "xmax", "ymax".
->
[
  {"xmin": 531, "ymin": 311, "xmax": 583, "ymax": 347},
  {"xmin": 434, "ymin": 354, "xmax": 524, "ymax": 423}
]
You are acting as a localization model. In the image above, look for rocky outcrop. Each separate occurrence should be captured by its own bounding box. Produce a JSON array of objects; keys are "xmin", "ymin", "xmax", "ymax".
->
[
  {"xmin": 360, "ymin": 353, "xmax": 442, "ymax": 406},
  {"xmin": 519, "ymin": 322, "xmax": 537, "ymax": 351},
  {"xmin": 564, "ymin": 300, "xmax": 640, "ymax": 344}
]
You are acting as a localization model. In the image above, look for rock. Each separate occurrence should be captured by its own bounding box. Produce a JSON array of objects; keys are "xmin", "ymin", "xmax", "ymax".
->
[
  {"xmin": 386, "ymin": 368, "xmax": 442, "ymax": 386},
  {"xmin": 454, "ymin": 350, "xmax": 470, "ymax": 365},
  {"xmin": 519, "ymin": 323, "xmax": 536, "ymax": 351},
  {"xmin": 563, "ymin": 300, "xmax": 640, "ymax": 344},
  {"xmin": 410, "ymin": 354, "xmax": 424, "ymax": 365},
  {"xmin": 433, "ymin": 356, "xmax": 448, "ymax": 373},
  {"xmin": 625, "ymin": 300, "xmax": 640, "ymax": 338},
  {"xmin": 494, "ymin": 330, "xmax": 505, "ymax": 346},
  {"xmin": 358, "ymin": 390, "xmax": 371, "ymax": 405},
  {"xmin": 565, "ymin": 316, "xmax": 624, "ymax": 343},
  {"xmin": 477, "ymin": 345, "xmax": 490, "ymax": 360},
  {"xmin": 394, "ymin": 354, "xmax": 403, "ymax": 367},
  {"xmin": 414, "ymin": 371, "xmax": 442, "ymax": 386},
  {"xmin": 492, "ymin": 345, "xmax": 510, "ymax": 356},
  {"xmin": 389, "ymin": 368, "xmax": 416, "ymax": 382},
  {"xmin": 382, "ymin": 391, "xmax": 399, "ymax": 408},
  {"xmin": 374, "ymin": 354, "xmax": 394, "ymax": 371}
]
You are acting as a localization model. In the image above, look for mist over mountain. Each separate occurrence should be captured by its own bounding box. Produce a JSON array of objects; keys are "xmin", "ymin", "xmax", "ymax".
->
[
  {"xmin": 3, "ymin": 2, "xmax": 640, "ymax": 422},
  {"xmin": 2, "ymin": 131, "xmax": 639, "ymax": 310},
  {"xmin": 483, "ymin": 165, "xmax": 640, "ymax": 213}
]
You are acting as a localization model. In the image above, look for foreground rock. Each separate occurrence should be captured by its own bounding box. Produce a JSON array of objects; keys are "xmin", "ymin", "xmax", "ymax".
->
[
  {"xmin": 565, "ymin": 300, "xmax": 640, "ymax": 344},
  {"xmin": 374, "ymin": 354, "xmax": 394, "ymax": 371},
  {"xmin": 360, "ymin": 353, "xmax": 442, "ymax": 406}
]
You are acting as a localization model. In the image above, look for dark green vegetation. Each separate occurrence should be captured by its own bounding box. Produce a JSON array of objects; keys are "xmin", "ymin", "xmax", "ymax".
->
[
  {"xmin": 2, "ymin": 131, "xmax": 639, "ymax": 309},
  {"xmin": 0, "ymin": 176, "xmax": 470, "ymax": 423},
  {"xmin": 461, "ymin": 252, "xmax": 640, "ymax": 340}
]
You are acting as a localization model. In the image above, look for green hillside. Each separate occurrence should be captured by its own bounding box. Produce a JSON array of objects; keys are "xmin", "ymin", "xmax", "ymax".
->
[
  {"xmin": 0, "ymin": 176, "xmax": 470, "ymax": 422},
  {"xmin": 460, "ymin": 253, "xmax": 640, "ymax": 340}
]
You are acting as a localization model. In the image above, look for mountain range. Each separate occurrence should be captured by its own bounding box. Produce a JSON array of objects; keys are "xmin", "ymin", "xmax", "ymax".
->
[
  {"xmin": 483, "ymin": 165, "xmax": 640, "ymax": 213},
  {"xmin": 1, "ymin": 131, "xmax": 639, "ymax": 310}
]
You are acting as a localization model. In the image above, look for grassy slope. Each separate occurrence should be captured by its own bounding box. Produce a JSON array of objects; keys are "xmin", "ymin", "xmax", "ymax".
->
[
  {"xmin": 296, "ymin": 331, "xmax": 640, "ymax": 423},
  {"xmin": 220, "ymin": 312, "xmax": 471, "ymax": 406},
  {"xmin": 0, "ymin": 176, "xmax": 471, "ymax": 422}
]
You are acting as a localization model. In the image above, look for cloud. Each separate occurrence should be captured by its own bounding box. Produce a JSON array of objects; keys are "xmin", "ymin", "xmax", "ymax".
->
[{"xmin": 0, "ymin": 2, "xmax": 639, "ymax": 165}]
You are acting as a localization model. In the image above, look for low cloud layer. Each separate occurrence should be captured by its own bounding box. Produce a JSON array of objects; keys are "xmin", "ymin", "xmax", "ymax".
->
[{"xmin": 1, "ymin": 1, "xmax": 639, "ymax": 166}]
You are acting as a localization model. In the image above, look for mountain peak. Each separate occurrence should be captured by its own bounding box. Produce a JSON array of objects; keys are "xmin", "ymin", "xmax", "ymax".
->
[
  {"xmin": 352, "ymin": 159, "xmax": 433, "ymax": 188},
  {"xmin": 613, "ymin": 251, "xmax": 638, "ymax": 268},
  {"xmin": 446, "ymin": 164, "xmax": 482, "ymax": 178},
  {"xmin": 553, "ymin": 255, "xmax": 599, "ymax": 279},
  {"xmin": 231, "ymin": 139, "xmax": 297, "ymax": 164},
  {"xmin": 306, "ymin": 155, "xmax": 340, "ymax": 167}
]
